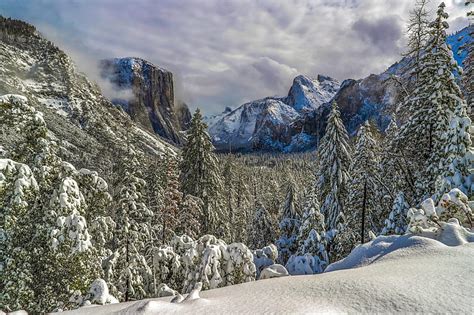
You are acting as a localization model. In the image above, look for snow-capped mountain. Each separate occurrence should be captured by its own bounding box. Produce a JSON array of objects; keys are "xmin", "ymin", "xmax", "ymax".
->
[
  {"xmin": 100, "ymin": 57, "xmax": 191, "ymax": 145},
  {"xmin": 287, "ymin": 74, "xmax": 340, "ymax": 112},
  {"xmin": 0, "ymin": 17, "xmax": 175, "ymax": 172},
  {"xmin": 208, "ymin": 74, "xmax": 340, "ymax": 151},
  {"xmin": 208, "ymin": 26, "xmax": 472, "ymax": 153}
]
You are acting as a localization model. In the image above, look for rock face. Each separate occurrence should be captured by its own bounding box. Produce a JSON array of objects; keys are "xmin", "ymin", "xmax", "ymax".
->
[
  {"xmin": 100, "ymin": 57, "xmax": 190, "ymax": 145},
  {"xmin": 0, "ymin": 16, "xmax": 175, "ymax": 174},
  {"xmin": 207, "ymin": 75, "xmax": 340, "ymax": 152},
  {"xmin": 208, "ymin": 26, "xmax": 472, "ymax": 152}
]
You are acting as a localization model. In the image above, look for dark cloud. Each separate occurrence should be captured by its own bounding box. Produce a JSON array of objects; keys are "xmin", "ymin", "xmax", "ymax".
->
[
  {"xmin": 353, "ymin": 16, "xmax": 403, "ymax": 53},
  {"xmin": 0, "ymin": 0, "xmax": 469, "ymax": 114}
]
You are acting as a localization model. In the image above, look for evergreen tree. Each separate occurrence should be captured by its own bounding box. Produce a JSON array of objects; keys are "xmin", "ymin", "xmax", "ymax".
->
[
  {"xmin": 161, "ymin": 157, "xmax": 182, "ymax": 244},
  {"xmin": 177, "ymin": 194, "xmax": 203, "ymax": 239},
  {"xmin": 0, "ymin": 96, "xmax": 102, "ymax": 312},
  {"xmin": 317, "ymin": 101, "xmax": 352, "ymax": 231},
  {"xmin": 404, "ymin": 0, "xmax": 432, "ymax": 83},
  {"xmin": 248, "ymin": 202, "xmax": 275, "ymax": 249},
  {"xmin": 109, "ymin": 145, "xmax": 153, "ymax": 301},
  {"xmin": 222, "ymin": 156, "xmax": 237, "ymax": 241},
  {"xmin": 180, "ymin": 109, "xmax": 227, "ymax": 238},
  {"xmin": 276, "ymin": 179, "xmax": 301, "ymax": 264},
  {"xmin": 381, "ymin": 191, "xmax": 410, "ymax": 235},
  {"xmin": 396, "ymin": 2, "xmax": 466, "ymax": 201},
  {"xmin": 346, "ymin": 121, "xmax": 381, "ymax": 243},
  {"xmin": 295, "ymin": 190, "xmax": 329, "ymax": 273},
  {"xmin": 463, "ymin": 1, "xmax": 473, "ymax": 118},
  {"xmin": 435, "ymin": 101, "xmax": 474, "ymax": 200}
]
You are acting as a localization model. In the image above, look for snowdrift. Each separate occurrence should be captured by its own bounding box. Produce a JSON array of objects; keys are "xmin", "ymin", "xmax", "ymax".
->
[{"xmin": 61, "ymin": 220, "xmax": 474, "ymax": 314}]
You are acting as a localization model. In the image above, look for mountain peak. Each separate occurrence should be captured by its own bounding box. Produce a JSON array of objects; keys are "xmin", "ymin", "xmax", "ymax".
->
[{"xmin": 287, "ymin": 74, "xmax": 340, "ymax": 112}]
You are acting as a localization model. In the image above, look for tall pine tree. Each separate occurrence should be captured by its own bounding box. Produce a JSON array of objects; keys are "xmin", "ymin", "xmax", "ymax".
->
[
  {"xmin": 346, "ymin": 121, "xmax": 381, "ymax": 243},
  {"xmin": 180, "ymin": 109, "xmax": 227, "ymax": 238},
  {"xmin": 396, "ymin": 3, "xmax": 466, "ymax": 201},
  {"xmin": 317, "ymin": 101, "xmax": 352, "ymax": 231}
]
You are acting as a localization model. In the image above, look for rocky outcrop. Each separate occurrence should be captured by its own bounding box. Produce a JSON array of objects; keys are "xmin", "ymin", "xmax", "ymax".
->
[
  {"xmin": 100, "ymin": 57, "xmax": 190, "ymax": 145},
  {"xmin": 176, "ymin": 101, "xmax": 192, "ymax": 131}
]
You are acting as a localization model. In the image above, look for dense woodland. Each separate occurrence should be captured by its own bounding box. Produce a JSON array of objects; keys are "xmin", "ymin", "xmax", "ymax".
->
[{"xmin": 0, "ymin": 1, "xmax": 473, "ymax": 313}]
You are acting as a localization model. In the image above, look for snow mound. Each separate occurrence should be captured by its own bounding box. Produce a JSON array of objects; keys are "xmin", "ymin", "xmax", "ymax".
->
[
  {"xmin": 327, "ymin": 218, "xmax": 474, "ymax": 272},
  {"xmin": 259, "ymin": 264, "xmax": 289, "ymax": 280}
]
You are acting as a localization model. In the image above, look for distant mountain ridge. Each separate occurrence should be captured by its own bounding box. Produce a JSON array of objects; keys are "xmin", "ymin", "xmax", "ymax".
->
[
  {"xmin": 207, "ymin": 74, "xmax": 340, "ymax": 152},
  {"xmin": 206, "ymin": 26, "xmax": 472, "ymax": 152}
]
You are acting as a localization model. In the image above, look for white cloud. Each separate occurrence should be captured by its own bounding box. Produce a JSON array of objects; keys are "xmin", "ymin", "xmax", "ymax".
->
[{"xmin": 0, "ymin": 0, "xmax": 469, "ymax": 114}]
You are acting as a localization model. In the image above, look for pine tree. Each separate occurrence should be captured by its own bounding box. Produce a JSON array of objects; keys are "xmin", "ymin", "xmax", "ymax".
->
[
  {"xmin": 248, "ymin": 202, "xmax": 275, "ymax": 249},
  {"xmin": 396, "ymin": 2, "xmax": 466, "ymax": 201},
  {"xmin": 161, "ymin": 157, "xmax": 182, "ymax": 244},
  {"xmin": 177, "ymin": 194, "xmax": 203, "ymax": 239},
  {"xmin": 317, "ymin": 101, "xmax": 352, "ymax": 231},
  {"xmin": 404, "ymin": 0, "xmax": 432, "ymax": 83},
  {"xmin": 222, "ymin": 156, "xmax": 237, "ymax": 241},
  {"xmin": 295, "ymin": 190, "xmax": 329, "ymax": 273},
  {"xmin": 110, "ymin": 145, "xmax": 153, "ymax": 301},
  {"xmin": 346, "ymin": 121, "xmax": 381, "ymax": 243},
  {"xmin": 276, "ymin": 179, "xmax": 301, "ymax": 264},
  {"xmin": 435, "ymin": 101, "xmax": 474, "ymax": 200},
  {"xmin": 381, "ymin": 191, "xmax": 410, "ymax": 235},
  {"xmin": 463, "ymin": 1, "xmax": 473, "ymax": 118},
  {"xmin": 180, "ymin": 109, "xmax": 227, "ymax": 238},
  {"xmin": 0, "ymin": 96, "xmax": 103, "ymax": 312}
]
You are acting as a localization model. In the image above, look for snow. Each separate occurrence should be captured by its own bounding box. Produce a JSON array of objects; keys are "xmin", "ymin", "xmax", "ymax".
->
[
  {"xmin": 259, "ymin": 264, "xmax": 289, "ymax": 280},
  {"xmin": 60, "ymin": 219, "xmax": 474, "ymax": 314}
]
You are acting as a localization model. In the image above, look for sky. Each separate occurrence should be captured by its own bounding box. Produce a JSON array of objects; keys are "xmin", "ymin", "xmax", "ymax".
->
[{"xmin": 0, "ymin": 0, "xmax": 469, "ymax": 114}]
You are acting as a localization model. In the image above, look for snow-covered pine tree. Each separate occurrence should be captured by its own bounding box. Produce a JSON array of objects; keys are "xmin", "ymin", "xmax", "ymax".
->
[
  {"xmin": 180, "ymin": 109, "xmax": 227, "ymax": 238},
  {"xmin": 294, "ymin": 190, "xmax": 329, "ymax": 273},
  {"xmin": 463, "ymin": 1, "xmax": 473, "ymax": 118},
  {"xmin": 110, "ymin": 144, "xmax": 153, "ymax": 301},
  {"xmin": 276, "ymin": 179, "xmax": 301, "ymax": 265},
  {"xmin": 396, "ymin": 2, "xmax": 466, "ymax": 201},
  {"xmin": 144, "ymin": 158, "xmax": 165, "ymax": 245},
  {"xmin": 248, "ymin": 202, "xmax": 275, "ymax": 249},
  {"xmin": 222, "ymin": 156, "xmax": 237, "ymax": 241},
  {"xmin": 0, "ymin": 159, "xmax": 37, "ymax": 312},
  {"xmin": 177, "ymin": 194, "xmax": 203, "ymax": 239},
  {"xmin": 161, "ymin": 156, "xmax": 182, "ymax": 244},
  {"xmin": 435, "ymin": 100, "xmax": 474, "ymax": 200},
  {"xmin": 381, "ymin": 191, "xmax": 410, "ymax": 235},
  {"xmin": 0, "ymin": 96, "xmax": 102, "ymax": 312},
  {"xmin": 317, "ymin": 101, "xmax": 352, "ymax": 231},
  {"xmin": 346, "ymin": 121, "xmax": 381, "ymax": 243}
]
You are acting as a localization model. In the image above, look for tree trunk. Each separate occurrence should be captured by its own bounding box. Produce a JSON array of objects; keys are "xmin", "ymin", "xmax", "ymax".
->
[{"xmin": 361, "ymin": 179, "xmax": 367, "ymax": 244}]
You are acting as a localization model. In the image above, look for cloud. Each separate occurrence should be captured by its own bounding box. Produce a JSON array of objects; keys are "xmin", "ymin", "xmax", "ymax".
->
[{"xmin": 0, "ymin": 0, "xmax": 469, "ymax": 114}]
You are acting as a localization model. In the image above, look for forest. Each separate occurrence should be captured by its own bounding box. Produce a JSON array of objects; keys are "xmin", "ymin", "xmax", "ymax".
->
[{"xmin": 0, "ymin": 1, "xmax": 473, "ymax": 313}]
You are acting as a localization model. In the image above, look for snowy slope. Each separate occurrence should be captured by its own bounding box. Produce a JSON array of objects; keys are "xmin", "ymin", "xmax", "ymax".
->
[
  {"xmin": 62, "ymin": 221, "xmax": 474, "ymax": 314},
  {"xmin": 209, "ymin": 97, "xmax": 300, "ymax": 151},
  {"xmin": 0, "ymin": 17, "xmax": 175, "ymax": 172}
]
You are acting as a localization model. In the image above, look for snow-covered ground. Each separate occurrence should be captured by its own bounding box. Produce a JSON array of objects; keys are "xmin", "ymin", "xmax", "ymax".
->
[{"xmin": 62, "ymin": 220, "xmax": 474, "ymax": 314}]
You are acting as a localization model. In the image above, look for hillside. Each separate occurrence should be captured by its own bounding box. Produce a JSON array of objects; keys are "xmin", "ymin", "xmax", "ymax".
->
[{"xmin": 0, "ymin": 16, "xmax": 175, "ymax": 174}]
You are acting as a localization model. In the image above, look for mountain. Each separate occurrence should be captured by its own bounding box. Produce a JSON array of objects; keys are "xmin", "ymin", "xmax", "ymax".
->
[
  {"xmin": 207, "ymin": 75, "xmax": 341, "ymax": 152},
  {"xmin": 207, "ymin": 26, "xmax": 472, "ymax": 153},
  {"xmin": 0, "ymin": 16, "xmax": 175, "ymax": 174},
  {"xmin": 100, "ymin": 57, "xmax": 191, "ymax": 145}
]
